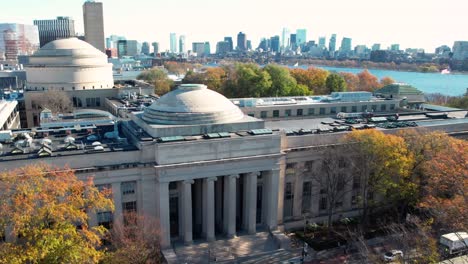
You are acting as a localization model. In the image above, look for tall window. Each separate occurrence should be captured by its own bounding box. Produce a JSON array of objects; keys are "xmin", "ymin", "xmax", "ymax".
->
[
  {"xmin": 285, "ymin": 109, "xmax": 292, "ymax": 117},
  {"xmin": 97, "ymin": 211, "xmax": 113, "ymax": 229},
  {"xmin": 260, "ymin": 111, "xmax": 267, "ymax": 118},
  {"xmin": 308, "ymin": 108, "xmax": 315, "ymax": 115},
  {"xmin": 319, "ymin": 197, "xmax": 327, "ymax": 210},
  {"xmin": 123, "ymin": 201, "xmax": 137, "ymax": 213},
  {"xmin": 297, "ymin": 109, "xmax": 303, "ymax": 116},
  {"xmin": 361, "ymin": 105, "xmax": 367, "ymax": 111},
  {"xmin": 283, "ymin": 182, "xmax": 294, "ymax": 218},
  {"xmin": 302, "ymin": 181, "xmax": 312, "ymax": 214},
  {"xmin": 121, "ymin": 181, "xmax": 136, "ymax": 195},
  {"xmin": 341, "ymin": 106, "xmax": 347, "ymax": 112},
  {"xmin": 352, "ymin": 106, "xmax": 357, "ymax": 112},
  {"xmin": 319, "ymin": 108, "xmax": 326, "ymax": 115},
  {"xmin": 330, "ymin": 107, "xmax": 337, "ymax": 114},
  {"xmin": 304, "ymin": 160, "xmax": 314, "ymax": 172}
]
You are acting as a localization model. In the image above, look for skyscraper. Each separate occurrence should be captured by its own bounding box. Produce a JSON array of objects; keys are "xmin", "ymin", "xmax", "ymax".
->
[
  {"xmin": 152, "ymin": 42, "xmax": 159, "ymax": 56},
  {"xmin": 237, "ymin": 32, "xmax": 247, "ymax": 51},
  {"xmin": 372, "ymin": 43, "xmax": 381, "ymax": 51},
  {"xmin": 318, "ymin": 37, "xmax": 326, "ymax": 48},
  {"xmin": 390, "ymin": 44, "xmax": 400, "ymax": 51},
  {"xmin": 329, "ymin": 34, "xmax": 337, "ymax": 52},
  {"xmin": 340, "ymin": 37, "xmax": 352, "ymax": 54},
  {"xmin": 0, "ymin": 23, "xmax": 39, "ymax": 60},
  {"xmin": 204, "ymin": 42, "xmax": 211, "ymax": 56},
  {"xmin": 141, "ymin": 42, "xmax": 150, "ymax": 55},
  {"xmin": 290, "ymin": 34, "xmax": 297, "ymax": 50},
  {"xmin": 224, "ymin": 37, "xmax": 233, "ymax": 52},
  {"xmin": 83, "ymin": 1, "xmax": 105, "ymax": 52},
  {"xmin": 170, "ymin": 33, "xmax": 177, "ymax": 53},
  {"xmin": 34, "ymin": 17, "xmax": 75, "ymax": 47},
  {"xmin": 296, "ymin": 29, "xmax": 307, "ymax": 47},
  {"xmin": 281, "ymin": 28, "xmax": 290, "ymax": 50},
  {"xmin": 179, "ymin": 35, "xmax": 186, "ymax": 53},
  {"xmin": 216, "ymin": 41, "xmax": 230, "ymax": 54},
  {"xmin": 192, "ymin": 42, "xmax": 205, "ymax": 56},
  {"xmin": 270, "ymin": 36, "xmax": 280, "ymax": 53}
]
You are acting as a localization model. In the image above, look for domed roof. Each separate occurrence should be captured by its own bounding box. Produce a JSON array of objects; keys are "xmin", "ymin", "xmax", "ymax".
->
[
  {"xmin": 142, "ymin": 84, "xmax": 245, "ymax": 125},
  {"xmin": 32, "ymin": 38, "xmax": 106, "ymax": 58}
]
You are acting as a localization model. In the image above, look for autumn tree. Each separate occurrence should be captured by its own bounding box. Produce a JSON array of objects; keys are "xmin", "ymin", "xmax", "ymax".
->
[
  {"xmin": 339, "ymin": 72, "xmax": 360, "ymax": 92},
  {"xmin": 357, "ymin": 69, "xmax": 380, "ymax": 92},
  {"xmin": 418, "ymin": 135, "xmax": 468, "ymax": 230},
  {"xmin": 163, "ymin": 61, "xmax": 195, "ymax": 75},
  {"xmin": 344, "ymin": 130, "xmax": 414, "ymax": 226},
  {"xmin": 325, "ymin": 73, "xmax": 347, "ymax": 93},
  {"xmin": 38, "ymin": 90, "xmax": 74, "ymax": 114},
  {"xmin": 183, "ymin": 67, "xmax": 226, "ymax": 93},
  {"xmin": 137, "ymin": 68, "xmax": 174, "ymax": 96},
  {"xmin": 379, "ymin": 76, "xmax": 395, "ymax": 87},
  {"xmin": 290, "ymin": 67, "xmax": 329, "ymax": 94},
  {"xmin": 312, "ymin": 145, "xmax": 354, "ymax": 231},
  {"xmin": 103, "ymin": 212, "xmax": 161, "ymax": 264},
  {"xmin": 0, "ymin": 164, "xmax": 114, "ymax": 264}
]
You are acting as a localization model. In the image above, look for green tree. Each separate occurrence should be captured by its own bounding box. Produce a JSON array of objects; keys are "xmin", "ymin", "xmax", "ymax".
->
[
  {"xmin": 224, "ymin": 63, "xmax": 272, "ymax": 98},
  {"xmin": 263, "ymin": 64, "xmax": 299, "ymax": 96},
  {"xmin": 137, "ymin": 68, "xmax": 174, "ymax": 96},
  {"xmin": 0, "ymin": 165, "xmax": 114, "ymax": 264},
  {"xmin": 182, "ymin": 67, "xmax": 226, "ymax": 93},
  {"xmin": 325, "ymin": 73, "xmax": 347, "ymax": 93}
]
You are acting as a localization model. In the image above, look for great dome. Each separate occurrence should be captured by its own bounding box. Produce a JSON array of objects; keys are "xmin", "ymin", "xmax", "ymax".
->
[
  {"xmin": 25, "ymin": 38, "xmax": 113, "ymax": 91},
  {"xmin": 142, "ymin": 84, "xmax": 245, "ymax": 125}
]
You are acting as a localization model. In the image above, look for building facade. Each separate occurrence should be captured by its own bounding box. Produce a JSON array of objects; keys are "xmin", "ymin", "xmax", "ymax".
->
[
  {"xmin": 33, "ymin": 17, "xmax": 75, "ymax": 47},
  {"xmin": 170, "ymin": 33, "xmax": 177, "ymax": 53},
  {"xmin": 0, "ymin": 23, "xmax": 39, "ymax": 61},
  {"xmin": 83, "ymin": 1, "xmax": 105, "ymax": 52},
  {"xmin": 0, "ymin": 100, "xmax": 20, "ymax": 130},
  {"xmin": 1, "ymin": 84, "xmax": 467, "ymax": 253},
  {"xmin": 237, "ymin": 32, "xmax": 247, "ymax": 51}
]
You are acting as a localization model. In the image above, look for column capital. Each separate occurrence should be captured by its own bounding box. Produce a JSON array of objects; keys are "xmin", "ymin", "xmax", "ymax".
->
[
  {"xmin": 245, "ymin": 171, "xmax": 260, "ymax": 177},
  {"xmin": 206, "ymin": 176, "xmax": 218, "ymax": 182},
  {"xmin": 183, "ymin": 179, "xmax": 195, "ymax": 185},
  {"xmin": 227, "ymin": 174, "xmax": 240, "ymax": 179}
]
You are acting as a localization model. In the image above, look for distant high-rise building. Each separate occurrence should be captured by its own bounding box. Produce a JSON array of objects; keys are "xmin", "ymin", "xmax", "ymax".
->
[
  {"xmin": 83, "ymin": 1, "xmax": 105, "ymax": 52},
  {"xmin": 179, "ymin": 35, "xmax": 186, "ymax": 53},
  {"xmin": 0, "ymin": 23, "xmax": 39, "ymax": 60},
  {"xmin": 270, "ymin": 35, "xmax": 280, "ymax": 53},
  {"xmin": 258, "ymin": 38, "xmax": 269, "ymax": 51},
  {"xmin": 204, "ymin": 42, "xmax": 211, "ymax": 56},
  {"xmin": 192, "ymin": 42, "xmax": 205, "ymax": 56},
  {"xmin": 340, "ymin": 37, "xmax": 352, "ymax": 53},
  {"xmin": 390, "ymin": 44, "xmax": 400, "ymax": 51},
  {"xmin": 296, "ymin": 29, "xmax": 307, "ymax": 47},
  {"xmin": 281, "ymin": 28, "xmax": 290, "ymax": 49},
  {"xmin": 224, "ymin": 37, "xmax": 233, "ymax": 52},
  {"xmin": 106, "ymin": 35, "xmax": 125, "ymax": 49},
  {"xmin": 170, "ymin": 33, "xmax": 177, "ymax": 53},
  {"xmin": 290, "ymin": 34, "xmax": 297, "ymax": 50},
  {"xmin": 318, "ymin": 37, "xmax": 326, "ymax": 48},
  {"xmin": 371, "ymin": 43, "xmax": 381, "ymax": 51},
  {"xmin": 117, "ymin": 40, "xmax": 138, "ymax": 57},
  {"xmin": 246, "ymin": 40, "xmax": 252, "ymax": 50},
  {"xmin": 141, "ymin": 42, "xmax": 150, "ymax": 55},
  {"xmin": 329, "ymin": 34, "xmax": 337, "ymax": 52},
  {"xmin": 152, "ymin": 42, "xmax": 159, "ymax": 56},
  {"xmin": 237, "ymin": 32, "xmax": 247, "ymax": 51},
  {"xmin": 34, "ymin": 17, "xmax": 75, "ymax": 47},
  {"xmin": 216, "ymin": 41, "xmax": 230, "ymax": 54},
  {"xmin": 452, "ymin": 41, "xmax": 468, "ymax": 60}
]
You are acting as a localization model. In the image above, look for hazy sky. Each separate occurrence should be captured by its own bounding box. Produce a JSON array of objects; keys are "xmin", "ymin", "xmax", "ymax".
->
[{"xmin": 1, "ymin": 0, "xmax": 467, "ymax": 52}]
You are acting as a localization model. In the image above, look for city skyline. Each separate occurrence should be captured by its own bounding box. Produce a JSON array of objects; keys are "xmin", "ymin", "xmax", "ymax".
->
[{"xmin": 1, "ymin": 0, "xmax": 467, "ymax": 52}]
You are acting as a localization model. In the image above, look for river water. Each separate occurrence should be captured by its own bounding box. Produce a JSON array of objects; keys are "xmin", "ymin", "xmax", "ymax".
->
[{"xmin": 309, "ymin": 65, "xmax": 468, "ymax": 96}]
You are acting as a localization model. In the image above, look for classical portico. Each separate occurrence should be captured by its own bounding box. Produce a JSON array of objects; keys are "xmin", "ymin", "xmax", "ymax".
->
[{"xmin": 155, "ymin": 168, "xmax": 280, "ymax": 248}]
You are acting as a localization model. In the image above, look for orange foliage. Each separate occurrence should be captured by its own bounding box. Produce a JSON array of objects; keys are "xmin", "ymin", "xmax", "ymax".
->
[
  {"xmin": 339, "ymin": 72, "xmax": 360, "ymax": 91},
  {"xmin": 357, "ymin": 69, "xmax": 380, "ymax": 92}
]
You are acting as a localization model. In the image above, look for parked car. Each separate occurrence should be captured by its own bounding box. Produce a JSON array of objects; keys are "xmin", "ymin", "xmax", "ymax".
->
[{"xmin": 383, "ymin": 250, "xmax": 403, "ymax": 262}]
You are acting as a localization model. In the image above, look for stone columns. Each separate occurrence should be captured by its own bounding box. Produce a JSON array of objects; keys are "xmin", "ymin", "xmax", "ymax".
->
[
  {"xmin": 243, "ymin": 172, "xmax": 258, "ymax": 234},
  {"xmin": 263, "ymin": 169, "xmax": 280, "ymax": 231},
  {"xmin": 293, "ymin": 172, "xmax": 304, "ymax": 219},
  {"xmin": 223, "ymin": 174, "xmax": 239, "ymax": 238},
  {"xmin": 203, "ymin": 177, "xmax": 217, "ymax": 241},
  {"xmin": 180, "ymin": 180, "xmax": 194, "ymax": 244},
  {"xmin": 156, "ymin": 181, "xmax": 171, "ymax": 249},
  {"xmin": 112, "ymin": 182, "xmax": 123, "ymax": 224}
]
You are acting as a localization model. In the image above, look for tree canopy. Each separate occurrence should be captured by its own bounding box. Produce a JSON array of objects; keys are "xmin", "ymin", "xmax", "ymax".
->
[
  {"xmin": 325, "ymin": 73, "xmax": 347, "ymax": 93},
  {"xmin": 137, "ymin": 68, "xmax": 174, "ymax": 96},
  {"xmin": 357, "ymin": 69, "xmax": 380, "ymax": 92},
  {"xmin": 0, "ymin": 165, "xmax": 114, "ymax": 264}
]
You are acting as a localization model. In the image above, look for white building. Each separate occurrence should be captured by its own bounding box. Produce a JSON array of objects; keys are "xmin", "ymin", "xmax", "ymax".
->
[{"xmin": 0, "ymin": 100, "xmax": 20, "ymax": 130}]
